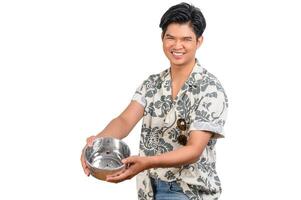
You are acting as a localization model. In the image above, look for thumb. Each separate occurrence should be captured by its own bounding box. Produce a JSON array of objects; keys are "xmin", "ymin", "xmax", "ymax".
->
[
  {"xmin": 122, "ymin": 156, "xmax": 136, "ymax": 164},
  {"xmin": 86, "ymin": 136, "xmax": 96, "ymax": 147}
]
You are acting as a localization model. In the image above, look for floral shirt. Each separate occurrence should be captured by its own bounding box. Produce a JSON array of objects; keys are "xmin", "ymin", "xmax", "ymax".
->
[{"xmin": 132, "ymin": 60, "xmax": 228, "ymax": 200}]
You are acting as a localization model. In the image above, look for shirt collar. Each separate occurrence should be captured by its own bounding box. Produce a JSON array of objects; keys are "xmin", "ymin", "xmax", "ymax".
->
[
  {"xmin": 161, "ymin": 59, "xmax": 204, "ymax": 101},
  {"xmin": 184, "ymin": 59, "xmax": 203, "ymax": 87},
  {"xmin": 161, "ymin": 59, "xmax": 203, "ymax": 84}
]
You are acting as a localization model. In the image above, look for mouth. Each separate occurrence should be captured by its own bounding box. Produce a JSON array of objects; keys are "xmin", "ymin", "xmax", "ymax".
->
[
  {"xmin": 171, "ymin": 51, "xmax": 185, "ymax": 56},
  {"xmin": 171, "ymin": 51, "xmax": 185, "ymax": 59}
]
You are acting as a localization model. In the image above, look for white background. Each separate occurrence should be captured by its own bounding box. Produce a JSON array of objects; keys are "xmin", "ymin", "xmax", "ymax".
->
[{"xmin": 1, "ymin": 0, "xmax": 301, "ymax": 199}]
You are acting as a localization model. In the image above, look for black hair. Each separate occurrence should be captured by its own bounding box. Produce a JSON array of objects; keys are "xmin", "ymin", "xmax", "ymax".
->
[{"xmin": 159, "ymin": 2, "xmax": 206, "ymax": 39}]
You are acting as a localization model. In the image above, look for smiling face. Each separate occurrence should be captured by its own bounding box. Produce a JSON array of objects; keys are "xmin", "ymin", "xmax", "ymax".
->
[{"xmin": 162, "ymin": 22, "xmax": 203, "ymax": 68}]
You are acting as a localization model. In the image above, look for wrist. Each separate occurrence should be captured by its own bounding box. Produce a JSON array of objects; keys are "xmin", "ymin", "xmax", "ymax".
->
[{"xmin": 146, "ymin": 156, "xmax": 159, "ymax": 169}]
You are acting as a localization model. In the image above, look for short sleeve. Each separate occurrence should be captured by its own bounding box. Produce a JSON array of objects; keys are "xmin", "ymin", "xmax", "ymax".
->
[
  {"xmin": 188, "ymin": 84, "xmax": 228, "ymax": 139},
  {"xmin": 132, "ymin": 81, "xmax": 147, "ymax": 108}
]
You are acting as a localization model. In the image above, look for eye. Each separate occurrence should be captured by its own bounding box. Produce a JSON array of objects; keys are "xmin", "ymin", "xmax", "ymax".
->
[
  {"xmin": 164, "ymin": 35, "xmax": 174, "ymax": 40},
  {"xmin": 184, "ymin": 38, "xmax": 192, "ymax": 41}
]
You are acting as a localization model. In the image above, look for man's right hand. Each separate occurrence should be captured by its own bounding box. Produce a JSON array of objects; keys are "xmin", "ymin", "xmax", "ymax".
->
[{"xmin": 80, "ymin": 135, "xmax": 97, "ymax": 176}]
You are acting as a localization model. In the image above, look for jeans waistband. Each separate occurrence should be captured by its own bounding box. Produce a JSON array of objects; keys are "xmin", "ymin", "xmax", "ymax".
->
[{"xmin": 150, "ymin": 177, "xmax": 181, "ymax": 190}]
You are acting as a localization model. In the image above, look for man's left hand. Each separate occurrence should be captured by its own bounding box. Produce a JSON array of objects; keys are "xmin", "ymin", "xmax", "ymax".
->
[{"xmin": 106, "ymin": 156, "xmax": 151, "ymax": 183}]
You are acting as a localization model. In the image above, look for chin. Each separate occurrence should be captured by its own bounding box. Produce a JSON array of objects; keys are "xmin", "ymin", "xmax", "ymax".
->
[{"xmin": 170, "ymin": 59, "xmax": 187, "ymax": 67}]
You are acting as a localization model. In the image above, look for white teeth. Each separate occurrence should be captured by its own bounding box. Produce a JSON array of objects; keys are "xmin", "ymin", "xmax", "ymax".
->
[{"xmin": 172, "ymin": 52, "xmax": 184, "ymax": 56}]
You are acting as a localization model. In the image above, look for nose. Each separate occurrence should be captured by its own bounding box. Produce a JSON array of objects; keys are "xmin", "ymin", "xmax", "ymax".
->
[{"xmin": 172, "ymin": 39, "xmax": 183, "ymax": 49}]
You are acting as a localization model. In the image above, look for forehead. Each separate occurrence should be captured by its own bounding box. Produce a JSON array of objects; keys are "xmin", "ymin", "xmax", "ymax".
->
[{"xmin": 164, "ymin": 23, "xmax": 196, "ymax": 38}]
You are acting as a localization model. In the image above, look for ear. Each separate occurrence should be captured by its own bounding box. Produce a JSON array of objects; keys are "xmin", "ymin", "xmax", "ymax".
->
[{"xmin": 197, "ymin": 36, "xmax": 203, "ymax": 49}]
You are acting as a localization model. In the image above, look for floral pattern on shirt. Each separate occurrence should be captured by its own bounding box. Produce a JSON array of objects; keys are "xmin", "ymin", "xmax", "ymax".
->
[{"xmin": 132, "ymin": 60, "xmax": 228, "ymax": 200}]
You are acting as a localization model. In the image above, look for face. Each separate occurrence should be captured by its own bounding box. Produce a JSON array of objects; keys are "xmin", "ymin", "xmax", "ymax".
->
[{"xmin": 162, "ymin": 23, "xmax": 203, "ymax": 68}]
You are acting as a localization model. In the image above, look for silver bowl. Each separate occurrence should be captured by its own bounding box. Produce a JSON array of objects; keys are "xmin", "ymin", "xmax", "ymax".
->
[{"xmin": 83, "ymin": 137, "xmax": 130, "ymax": 180}]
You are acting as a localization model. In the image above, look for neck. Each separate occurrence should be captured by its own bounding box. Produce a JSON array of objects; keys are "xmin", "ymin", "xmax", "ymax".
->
[{"xmin": 170, "ymin": 59, "xmax": 196, "ymax": 81}]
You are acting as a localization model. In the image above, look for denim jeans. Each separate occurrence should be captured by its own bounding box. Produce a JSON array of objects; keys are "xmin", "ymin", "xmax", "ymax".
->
[{"xmin": 150, "ymin": 178, "xmax": 189, "ymax": 200}]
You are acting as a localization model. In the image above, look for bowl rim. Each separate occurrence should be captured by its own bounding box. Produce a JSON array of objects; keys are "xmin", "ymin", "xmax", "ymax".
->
[{"xmin": 83, "ymin": 137, "xmax": 130, "ymax": 171}]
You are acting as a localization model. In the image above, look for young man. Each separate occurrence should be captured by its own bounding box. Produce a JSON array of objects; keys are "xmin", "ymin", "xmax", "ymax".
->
[{"xmin": 81, "ymin": 2, "xmax": 228, "ymax": 200}]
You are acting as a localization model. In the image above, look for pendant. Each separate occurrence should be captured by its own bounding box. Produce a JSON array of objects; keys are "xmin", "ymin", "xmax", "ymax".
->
[{"xmin": 177, "ymin": 135, "xmax": 187, "ymax": 146}]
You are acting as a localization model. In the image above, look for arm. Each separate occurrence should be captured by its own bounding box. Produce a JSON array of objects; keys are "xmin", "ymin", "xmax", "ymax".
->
[
  {"xmin": 94, "ymin": 101, "xmax": 144, "ymax": 139},
  {"xmin": 106, "ymin": 130, "xmax": 212, "ymax": 183},
  {"xmin": 150, "ymin": 130, "xmax": 212, "ymax": 168},
  {"xmin": 81, "ymin": 101, "xmax": 144, "ymax": 176}
]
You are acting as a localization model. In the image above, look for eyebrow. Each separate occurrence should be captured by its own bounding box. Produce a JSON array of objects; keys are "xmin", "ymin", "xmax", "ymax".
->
[
  {"xmin": 165, "ymin": 34, "xmax": 175, "ymax": 38},
  {"xmin": 165, "ymin": 34, "xmax": 193, "ymax": 40}
]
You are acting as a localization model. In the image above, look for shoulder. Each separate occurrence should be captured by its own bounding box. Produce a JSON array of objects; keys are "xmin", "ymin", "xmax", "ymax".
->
[
  {"xmin": 141, "ymin": 68, "xmax": 169, "ymax": 88},
  {"xmin": 194, "ymin": 67, "xmax": 229, "ymax": 107},
  {"xmin": 198, "ymin": 67, "xmax": 226, "ymax": 94}
]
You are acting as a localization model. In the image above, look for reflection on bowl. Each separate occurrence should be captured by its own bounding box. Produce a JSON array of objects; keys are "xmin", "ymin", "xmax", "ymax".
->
[{"xmin": 83, "ymin": 137, "xmax": 131, "ymax": 180}]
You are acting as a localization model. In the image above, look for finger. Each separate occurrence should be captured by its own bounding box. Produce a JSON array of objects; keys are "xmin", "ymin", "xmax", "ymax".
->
[
  {"xmin": 84, "ymin": 168, "xmax": 90, "ymax": 176},
  {"xmin": 80, "ymin": 154, "xmax": 90, "ymax": 176},
  {"xmin": 106, "ymin": 171, "xmax": 130, "ymax": 183},
  {"xmin": 86, "ymin": 136, "xmax": 96, "ymax": 146},
  {"xmin": 86, "ymin": 136, "xmax": 94, "ymax": 146},
  {"xmin": 106, "ymin": 168, "xmax": 129, "ymax": 179},
  {"xmin": 81, "ymin": 160, "xmax": 90, "ymax": 176},
  {"xmin": 106, "ymin": 168, "xmax": 126, "ymax": 179},
  {"xmin": 122, "ymin": 156, "xmax": 136, "ymax": 164},
  {"xmin": 83, "ymin": 162, "xmax": 90, "ymax": 176}
]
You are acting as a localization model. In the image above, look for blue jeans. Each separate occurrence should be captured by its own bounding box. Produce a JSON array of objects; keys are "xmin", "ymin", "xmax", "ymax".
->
[{"xmin": 150, "ymin": 178, "xmax": 189, "ymax": 200}]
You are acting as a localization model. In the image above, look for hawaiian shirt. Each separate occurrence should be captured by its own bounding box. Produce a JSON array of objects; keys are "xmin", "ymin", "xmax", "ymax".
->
[{"xmin": 132, "ymin": 60, "xmax": 228, "ymax": 200}]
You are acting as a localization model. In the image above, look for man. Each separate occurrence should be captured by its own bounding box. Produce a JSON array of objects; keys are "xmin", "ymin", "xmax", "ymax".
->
[{"xmin": 81, "ymin": 2, "xmax": 228, "ymax": 200}]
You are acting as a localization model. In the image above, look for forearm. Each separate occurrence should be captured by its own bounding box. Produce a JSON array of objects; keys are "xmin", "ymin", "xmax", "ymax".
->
[
  {"xmin": 146, "ymin": 131, "xmax": 211, "ymax": 169},
  {"xmin": 106, "ymin": 148, "xmax": 201, "ymax": 183},
  {"xmin": 148, "ymin": 145, "xmax": 203, "ymax": 169},
  {"xmin": 95, "ymin": 116, "xmax": 133, "ymax": 140},
  {"xmin": 106, "ymin": 132, "xmax": 211, "ymax": 183}
]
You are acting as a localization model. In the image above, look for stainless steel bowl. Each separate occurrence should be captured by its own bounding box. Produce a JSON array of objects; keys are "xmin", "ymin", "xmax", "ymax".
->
[{"xmin": 83, "ymin": 137, "xmax": 131, "ymax": 180}]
